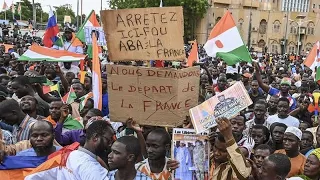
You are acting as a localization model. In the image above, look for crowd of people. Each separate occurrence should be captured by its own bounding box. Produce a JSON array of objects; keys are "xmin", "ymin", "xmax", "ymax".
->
[{"xmin": 0, "ymin": 17, "xmax": 319, "ymax": 180}]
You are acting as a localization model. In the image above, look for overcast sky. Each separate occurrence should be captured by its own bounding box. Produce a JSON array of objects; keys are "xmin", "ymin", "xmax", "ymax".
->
[{"xmin": 8, "ymin": 0, "xmax": 109, "ymax": 16}]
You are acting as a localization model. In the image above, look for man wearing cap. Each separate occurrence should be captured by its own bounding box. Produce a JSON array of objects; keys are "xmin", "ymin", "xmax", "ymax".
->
[
  {"xmin": 254, "ymin": 62, "xmax": 297, "ymax": 111},
  {"xmin": 52, "ymin": 28, "xmax": 83, "ymax": 54},
  {"xmin": 274, "ymin": 127, "xmax": 306, "ymax": 178}
]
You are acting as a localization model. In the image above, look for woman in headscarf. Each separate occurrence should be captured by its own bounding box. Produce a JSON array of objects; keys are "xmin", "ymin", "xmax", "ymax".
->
[{"xmin": 289, "ymin": 148, "xmax": 320, "ymax": 180}]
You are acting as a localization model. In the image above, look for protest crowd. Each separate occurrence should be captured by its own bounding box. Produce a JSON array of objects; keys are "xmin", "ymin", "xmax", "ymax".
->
[{"xmin": 1, "ymin": 3, "xmax": 320, "ymax": 180}]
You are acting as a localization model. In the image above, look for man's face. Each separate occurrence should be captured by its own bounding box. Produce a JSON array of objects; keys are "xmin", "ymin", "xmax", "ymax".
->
[
  {"xmin": 230, "ymin": 116, "xmax": 245, "ymax": 137},
  {"xmin": 73, "ymin": 84, "xmax": 86, "ymax": 98},
  {"xmin": 146, "ymin": 132, "xmax": 167, "ymax": 160},
  {"xmin": 316, "ymin": 128, "xmax": 320, "ymax": 146},
  {"xmin": 304, "ymin": 155, "xmax": 320, "ymax": 178},
  {"xmin": 44, "ymin": 69, "xmax": 56, "ymax": 80},
  {"xmin": 108, "ymin": 141, "xmax": 131, "ymax": 170},
  {"xmin": 299, "ymin": 122, "xmax": 309, "ymax": 131},
  {"xmin": 63, "ymin": 62, "xmax": 72, "ymax": 69},
  {"xmin": 251, "ymin": 128, "xmax": 266, "ymax": 146},
  {"xmin": 10, "ymin": 81, "xmax": 28, "ymax": 98},
  {"xmin": 84, "ymin": 77, "xmax": 92, "ymax": 91},
  {"xmin": 259, "ymin": 159, "xmax": 279, "ymax": 180},
  {"xmin": 95, "ymin": 129, "xmax": 115, "ymax": 156},
  {"xmin": 212, "ymin": 138, "xmax": 228, "ymax": 164},
  {"xmin": 280, "ymin": 84, "xmax": 290, "ymax": 93},
  {"xmin": 0, "ymin": 110, "xmax": 18, "ymax": 125},
  {"xmin": 254, "ymin": 104, "xmax": 266, "ymax": 120},
  {"xmin": 241, "ymin": 76, "xmax": 249, "ymax": 83},
  {"xmin": 251, "ymin": 81, "xmax": 259, "ymax": 92},
  {"xmin": 65, "ymin": 72, "xmax": 75, "ymax": 83},
  {"xmin": 301, "ymin": 133, "xmax": 313, "ymax": 150},
  {"xmin": 49, "ymin": 101, "xmax": 63, "ymax": 120},
  {"xmin": 268, "ymin": 97, "xmax": 279, "ymax": 109},
  {"xmin": 30, "ymin": 124, "xmax": 54, "ymax": 153},
  {"xmin": 289, "ymin": 86, "xmax": 297, "ymax": 95},
  {"xmin": 212, "ymin": 68, "xmax": 219, "ymax": 76},
  {"xmin": 283, "ymin": 133, "xmax": 299, "ymax": 153},
  {"xmin": 277, "ymin": 101, "xmax": 289, "ymax": 117},
  {"xmin": 254, "ymin": 149, "xmax": 271, "ymax": 168},
  {"xmin": 20, "ymin": 95, "xmax": 36, "ymax": 112},
  {"xmin": 64, "ymin": 32, "xmax": 72, "ymax": 41},
  {"xmin": 79, "ymin": 100, "xmax": 93, "ymax": 117},
  {"xmin": 83, "ymin": 111, "xmax": 96, "ymax": 128},
  {"xmin": 217, "ymin": 76, "xmax": 227, "ymax": 90},
  {"xmin": 272, "ymin": 126, "xmax": 286, "ymax": 144}
]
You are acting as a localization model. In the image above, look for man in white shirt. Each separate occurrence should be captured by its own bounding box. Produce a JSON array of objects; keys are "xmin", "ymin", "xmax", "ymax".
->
[
  {"xmin": 61, "ymin": 120, "xmax": 114, "ymax": 179},
  {"xmin": 266, "ymin": 97, "xmax": 300, "ymax": 128},
  {"xmin": 61, "ymin": 62, "xmax": 80, "ymax": 76}
]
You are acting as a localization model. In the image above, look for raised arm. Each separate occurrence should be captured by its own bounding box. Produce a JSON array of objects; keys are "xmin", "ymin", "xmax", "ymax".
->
[
  {"xmin": 126, "ymin": 118, "xmax": 147, "ymax": 160},
  {"xmin": 253, "ymin": 62, "xmax": 270, "ymax": 93},
  {"xmin": 217, "ymin": 117, "xmax": 252, "ymax": 179}
]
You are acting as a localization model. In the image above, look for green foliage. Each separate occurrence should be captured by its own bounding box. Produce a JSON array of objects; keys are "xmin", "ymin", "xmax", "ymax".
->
[{"xmin": 109, "ymin": 0, "xmax": 209, "ymax": 42}]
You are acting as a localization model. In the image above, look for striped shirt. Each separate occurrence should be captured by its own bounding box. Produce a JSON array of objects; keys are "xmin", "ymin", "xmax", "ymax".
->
[
  {"xmin": 12, "ymin": 115, "xmax": 37, "ymax": 143},
  {"xmin": 135, "ymin": 158, "xmax": 172, "ymax": 180},
  {"xmin": 107, "ymin": 170, "xmax": 152, "ymax": 180}
]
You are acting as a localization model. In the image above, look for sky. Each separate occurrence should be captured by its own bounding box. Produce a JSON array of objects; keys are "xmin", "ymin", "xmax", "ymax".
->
[{"xmin": 8, "ymin": 0, "xmax": 110, "ymax": 16}]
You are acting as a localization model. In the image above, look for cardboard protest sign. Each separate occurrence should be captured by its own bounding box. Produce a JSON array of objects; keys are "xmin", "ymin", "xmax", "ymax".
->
[
  {"xmin": 101, "ymin": 7, "xmax": 185, "ymax": 61},
  {"xmin": 189, "ymin": 82, "xmax": 252, "ymax": 133},
  {"xmin": 172, "ymin": 128, "xmax": 209, "ymax": 180},
  {"xmin": 107, "ymin": 65, "xmax": 200, "ymax": 126},
  {"xmin": 84, "ymin": 26, "xmax": 106, "ymax": 46}
]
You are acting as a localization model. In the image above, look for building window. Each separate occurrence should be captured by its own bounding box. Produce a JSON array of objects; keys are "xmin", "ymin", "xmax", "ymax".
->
[
  {"xmin": 305, "ymin": 43, "xmax": 313, "ymax": 52},
  {"xmin": 215, "ymin": 17, "xmax": 221, "ymax": 24},
  {"xmin": 273, "ymin": 20, "xmax": 281, "ymax": 33},
  {"xmin": 259, "ymin": 19, "xmax": 267, "ymax": 34},
  {"xmin": 258, "ymin": 39, "xmax": 266, "ymax": 48},
  {"xmin": 271, "ymin": 44, "xmax": 278, "ymax": 54},
  {"xmin": 290, "ymin": 22, "xmax": 298, "ymax": 34},
  {"xmin": 313, "ymin": 4, "xmax": 316, "ymax": 8},
  {"xmin": 289, "ymin": 46, "xmax": 295, "ymax": 54},
  {"xmin": 307, "ymin": 22, "xmax": 315, "ymax": 35}
]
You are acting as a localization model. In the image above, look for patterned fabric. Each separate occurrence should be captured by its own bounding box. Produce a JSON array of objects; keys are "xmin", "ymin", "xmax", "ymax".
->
[
  {"xmin": 310, "ymin": 148, "xmax": 320, "ymax": 160},
  {"xmin": 12, "ymin": 115, "xmax": 37, "ymax": 143},
  {"xmin": 1, "ymin": 130, "xmax": 14, "ymax": 145},
  {"xmin": 107, "ymin": 170, "xmax": 152, "ymax": 180},
  {"xmin": 135, "ymin": 158, "xmax": 172, "ymax": 180}
]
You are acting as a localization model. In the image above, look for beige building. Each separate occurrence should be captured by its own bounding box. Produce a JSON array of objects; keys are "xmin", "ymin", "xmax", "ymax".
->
[{"xmin": 196, "ymin": 0, "xmax": 320, "ymax": 54}]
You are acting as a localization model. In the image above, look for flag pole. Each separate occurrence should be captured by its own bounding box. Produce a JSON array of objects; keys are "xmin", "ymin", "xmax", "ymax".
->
[{"xmin": 4, "ymin": 10, "xmax": 6, "ymax": 21}]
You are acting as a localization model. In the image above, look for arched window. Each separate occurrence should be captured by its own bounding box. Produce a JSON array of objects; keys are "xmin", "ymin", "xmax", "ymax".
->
[
  {"xmin": 290, "ymin": 22, "xmax": 298, "ymax": 34},
  {"xmin": 307, "ymin": 22, "xmax": 315, "ymax": 35},
  {"xmin": 271, "ymin": 40, "xmax": 279, "ymax": 54},
  {"xmin": 259, "ymin": 19, "xmax": 267, "ymax": 34},
  {"xmin": 215, "ymin": 17, "xmax": 221, "ymax": 24},
  {"xmin": 258, "ymin": 39, "xmax": 266, "ymax": 48},
  {"xmin": 305, "ymin": 43, "xmax": 313, "ymax": 52},
  {"xmin": 238, "ymin": 18, "xmax": 244, "ymax": 30},
  {"xmin": 288, "ymin": 42, "xmax": 295, "ymax": 54},
  {"xmin": 273, "ymin": 20, "xmax": 281, "ymax": 33}
]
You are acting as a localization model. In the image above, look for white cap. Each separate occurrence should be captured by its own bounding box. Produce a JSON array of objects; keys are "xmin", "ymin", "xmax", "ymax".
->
[
  {"xmin": 285, "ymin": 127, "xmax": 302, "ymax": 140},
  {"xmin": 279, "ymin": 67, "xmax": 285, "ymax": 71}
]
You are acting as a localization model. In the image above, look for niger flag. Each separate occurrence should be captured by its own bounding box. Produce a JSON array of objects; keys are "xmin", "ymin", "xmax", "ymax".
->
[{"xmin": 204, "ymin": 11, "xmax": 251, "ymax": 65}]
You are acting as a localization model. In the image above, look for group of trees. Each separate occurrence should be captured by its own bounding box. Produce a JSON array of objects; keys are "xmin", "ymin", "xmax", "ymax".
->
[
  {"xmin": 109, "ymin": 0, "xmax": 209, "ymax": 42},
  {"xmin": 0, "ymin": 0, "xmax": 87, "ymax": 26}
]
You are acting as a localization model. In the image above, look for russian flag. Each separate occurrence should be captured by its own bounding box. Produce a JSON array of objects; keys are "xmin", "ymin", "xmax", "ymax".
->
[{"xmin": 43, "ymin": 8, "xmax": 60, "ymax": 48}]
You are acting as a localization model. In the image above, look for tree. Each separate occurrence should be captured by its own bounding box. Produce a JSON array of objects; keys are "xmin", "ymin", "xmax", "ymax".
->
[{"xmin": 109, "ymin": 0, "xmax": 209, "ymax": 42}]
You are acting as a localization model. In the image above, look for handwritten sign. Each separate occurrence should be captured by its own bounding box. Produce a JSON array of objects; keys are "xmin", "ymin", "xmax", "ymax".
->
[
  {"xmin": 101, "ymin": 7, "xmax": 185, "ymax": 61},
  {"xmin": 107, "ymin": 65, "xmax": 200, "ymax": 126},
  {"xmin": 84, "ymin": 26, "xmax": 107, "ymax": 46},
  {"xmin": 189, "ymin": 82, "xmax": 252, "ymax": 133}
]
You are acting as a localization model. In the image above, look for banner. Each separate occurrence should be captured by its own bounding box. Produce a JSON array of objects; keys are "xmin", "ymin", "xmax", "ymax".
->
[
  {"xmin": 189, "ymin": 82, "xmax": 252, "ymax": 133},
  {"xmin": 172, "ymin": 128, "xmax": 209, "ymax": 180},
  {"xmin": 84, "ymin": 27, "xmax": 107, "ymax": 46},
  {"xmin": 101, "ymin": 7, "xmax": 185, "ymax": 61},
  {"xmin": 107, "ymin": 65, "xmax": 200, "ymax": 127}
]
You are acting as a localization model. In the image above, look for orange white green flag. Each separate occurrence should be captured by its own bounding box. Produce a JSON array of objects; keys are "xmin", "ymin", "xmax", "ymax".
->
[
  {"xmin": 92, "ymin": 33, "xmax": 102, "ymax": 110},
  {"xmin": 304, "ymin": 41, "xmax": 320, "ymax": 81},
  {"xmin": 204, "ymin": 11, "xmax": 251, "ymax": 65}
]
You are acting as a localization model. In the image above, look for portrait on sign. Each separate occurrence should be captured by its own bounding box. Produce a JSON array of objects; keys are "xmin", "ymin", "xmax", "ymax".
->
[{"xmin": 84, "ymin": 26, "xmax": 107, "ymax": 46}]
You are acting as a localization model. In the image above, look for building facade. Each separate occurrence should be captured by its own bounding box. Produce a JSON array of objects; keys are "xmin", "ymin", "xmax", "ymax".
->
[{"xmin": 196, "ymin": 0, "xmax": 320, "ymax": 54}]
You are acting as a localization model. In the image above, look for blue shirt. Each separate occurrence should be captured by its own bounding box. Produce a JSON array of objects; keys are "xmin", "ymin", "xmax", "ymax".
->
[
  {"xmin": 269, "ymin": 87, "xmax": 297, "ymax": 111},
  {"xmin": 102, "ymin": 93, "xmax": 109, "ymax": 116},
  {"xmin": 16, "ymin": 145, "xmax": 62, "ymax": 156}
]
